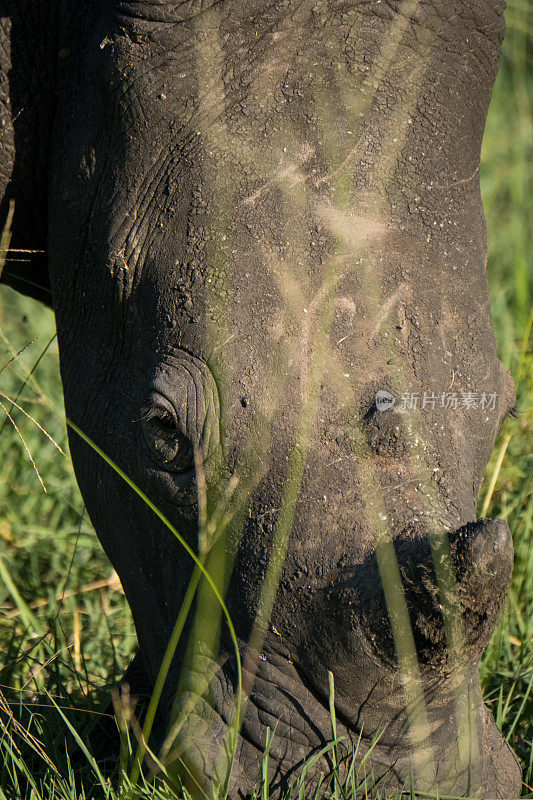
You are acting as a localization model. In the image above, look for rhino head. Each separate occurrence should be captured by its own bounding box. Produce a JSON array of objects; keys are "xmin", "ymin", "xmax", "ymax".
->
[{"xmin": 0, "ymin": 0, "xmax": 521, "ymax": 796}]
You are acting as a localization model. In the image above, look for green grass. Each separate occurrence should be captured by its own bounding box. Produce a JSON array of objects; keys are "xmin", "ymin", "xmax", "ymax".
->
[
  {"xmin": 475, "ymin": 4, "xmax": 532, "ymax": 789},
  {"xmin": 0, "ymin": 1, "xmax": 531, "ymax": 796},
  {"xmin": 0, "ymin": 303, "xmax": 139, "ymax": 794}
]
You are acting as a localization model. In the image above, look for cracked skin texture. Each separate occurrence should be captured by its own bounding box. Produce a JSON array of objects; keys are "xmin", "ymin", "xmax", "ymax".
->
[{"xmin": 0, "ymin": 0, "xmax": 522, "ymax": 796}]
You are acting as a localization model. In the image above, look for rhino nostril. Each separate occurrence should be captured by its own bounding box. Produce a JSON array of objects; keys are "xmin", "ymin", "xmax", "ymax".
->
[
  {"xmin": 451, "ymin": 518, "xmax": 513, "ymax": 577},
  {"xmin": 450, "ymin": 518, "xmax": 513, "ymax": 651},
  {"xmin": 364, "ymin": 406, "xmax": 412, "ymax": 457},
  {"xmin": 349, "ymin": 519, "xmax": 513, "ymax": 669}
]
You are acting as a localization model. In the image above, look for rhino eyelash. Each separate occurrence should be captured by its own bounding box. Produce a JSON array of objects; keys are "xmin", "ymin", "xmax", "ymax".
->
[
  {"xmin": 131, "ymin": 408, "xmax": 153, "ymax": 424},
  {"xmin": 133, "ymin": 400, "xmax": 175, "ymax": 423}
]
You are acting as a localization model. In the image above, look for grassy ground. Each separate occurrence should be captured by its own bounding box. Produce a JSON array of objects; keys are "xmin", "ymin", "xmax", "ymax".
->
[
  {"xmin": 0, "ymin": 3, "xmax": 531, "ymax": 797},
  {"xmin": 475, "ymin": 4, "xmax": 532, "ymax": 789}
]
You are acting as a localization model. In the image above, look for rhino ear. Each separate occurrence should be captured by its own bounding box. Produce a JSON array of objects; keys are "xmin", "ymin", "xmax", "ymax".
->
[{"xmin": 0, "ymin": 10, "xmax": 54, "ymax": 308}]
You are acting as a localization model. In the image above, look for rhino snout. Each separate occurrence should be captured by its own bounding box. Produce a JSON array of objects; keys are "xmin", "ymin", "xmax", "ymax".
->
[
  {"xmin": 450, "ymin": 517, "xmax": 514, "ymax": 654},
  {"xmin": 339, "ymin": 518, "xmax": 514, "ymax": 672}
]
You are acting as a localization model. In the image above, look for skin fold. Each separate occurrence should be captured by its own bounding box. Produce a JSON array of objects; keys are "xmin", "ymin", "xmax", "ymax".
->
[{"xmin": 0, "ymin": 0, "xmax": 523, "ymax": 796}]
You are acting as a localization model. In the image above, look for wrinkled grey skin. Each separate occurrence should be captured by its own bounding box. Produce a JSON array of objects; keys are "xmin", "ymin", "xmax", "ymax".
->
[{"xmin": 0, "ymin": 0, "xmax": 523, "ymax": 797}]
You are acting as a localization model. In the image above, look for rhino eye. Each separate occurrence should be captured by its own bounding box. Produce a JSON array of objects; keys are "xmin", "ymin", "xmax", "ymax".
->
[{"xmin": 141, "ymin": 393, "xmax": 193, "ymax": 473}]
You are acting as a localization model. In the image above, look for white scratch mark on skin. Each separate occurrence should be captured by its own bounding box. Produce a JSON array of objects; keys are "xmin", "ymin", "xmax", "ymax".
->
[
  {"xmin": 242, "ymin": 165, "xmax": 304, "ymax": 207},
  {"xmin": 315, "ymin": 135, "xmax": 367, "ymax": 188},
  {"xmin": 242, "ymin": 144, "xmax": 315, "ymax": 207},
  {"xmin": 449, "ymin": 369, "xmax": 456, "ymax": 389},
  {"xmin": 325, "ymin": 455, "xmax": 354, "ymax": 468},
  {"xmin": 368, "ymin": 282, "xmax": 409, "ymax": 340},
  {"xmin": 438, "ymin": 166, "xmax": 479, "ymax": 190},
  {"xmin": 208, "ymin": 332, "xmax": 239, "ymax": 357}
]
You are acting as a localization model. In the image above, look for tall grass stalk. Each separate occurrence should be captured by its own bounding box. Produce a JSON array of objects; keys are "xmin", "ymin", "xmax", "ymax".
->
[{"xmin": 63, "ymin": 420, "xmax": 243, "ymax": 793}]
